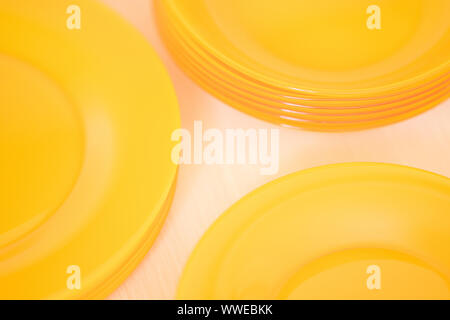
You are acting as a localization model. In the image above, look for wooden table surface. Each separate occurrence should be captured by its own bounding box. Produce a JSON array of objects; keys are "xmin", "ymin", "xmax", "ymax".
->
[{"xmin": 101, "ymin": 0, "xmax": 450, "ymax": 299}]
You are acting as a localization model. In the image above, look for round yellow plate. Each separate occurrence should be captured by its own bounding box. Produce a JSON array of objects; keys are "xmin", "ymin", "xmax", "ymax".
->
[
  {"xmin": 155, "ymin": 1, "xmax": 450, "ymax": 105},
  {"xmin": 156, "ymin": 11, "xmax": 450, "ymax": 110},
  {"xmin": 162, "ymin": 0, "xmax": 450, "ymax": 97},
  {"xmin": 162, "ymin": 22, "xmax": 450, "ymax": 123},
  {"xmin": 165, "ymin": 34, "xmax": 449, "ymax": 131},
  {"xmin": 0, "ymin": 0, "xmax": 179, "ymax": 299},
  {"xmin": 177, "ymin": 163, "xmax": 450, "ymax": 299}
]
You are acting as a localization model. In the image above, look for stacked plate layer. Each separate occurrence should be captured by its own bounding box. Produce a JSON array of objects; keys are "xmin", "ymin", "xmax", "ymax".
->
[
  {"xmin": 156, "ymin": 0, "xmax": 450, "ymax": 131},
  {"xmin": 0, "ymin": 0, "xmax": 180, "ymax": 299}
]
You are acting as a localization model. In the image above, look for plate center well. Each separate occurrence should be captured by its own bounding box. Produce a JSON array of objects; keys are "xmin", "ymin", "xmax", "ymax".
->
[
  {"xmin": 278, "ymin": 248, "xmax": 450, "ymax": 300},
  {"xmin": 0, "ymin": 54, "xmax": 84, "ymax": 247}
]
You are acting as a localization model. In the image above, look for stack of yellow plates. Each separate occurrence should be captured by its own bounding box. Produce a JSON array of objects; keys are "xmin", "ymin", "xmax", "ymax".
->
[
  {"xmin": 0, "ymin": 0, "xmax": 179, "ymax": 299},
  {"xmin": 156, "ymin": 0, "xmax": 450, "ymax": 131},
  {"xmin": 178, "ymin": 163, "xmax": 450, "ymax": 299}
]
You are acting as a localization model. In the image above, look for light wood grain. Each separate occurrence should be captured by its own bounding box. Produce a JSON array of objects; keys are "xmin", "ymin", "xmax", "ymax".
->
[{"xmin": 100, "ymin": 0, "xmax": 450, "ymax": 300}]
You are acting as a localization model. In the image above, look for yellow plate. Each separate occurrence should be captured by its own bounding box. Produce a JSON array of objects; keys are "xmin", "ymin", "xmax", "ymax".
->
[
  {"xmin": 165, "ymin": 33, "xmax": 449, "ymax": 131},
  {"xmin": 177, "ymin": 163, "xmax": 450, "ymax": 299},
  {"xmin": 159, "ymin": 12, "xmax": 450, "ymax": 114},
  {"xmin": 162, "ymin": 20, "xmax": 450, "ymax": 124},
  {"xmin": 162, "ymin": 0, "xmax": 450, "ymax": 97},
  {"xmin": 0, "ymin": 0, "xmax": 179, "ymax": 299},
  {"xmin": 157, "ymin": 2, "xmax": 450, "ymax": 105}
]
